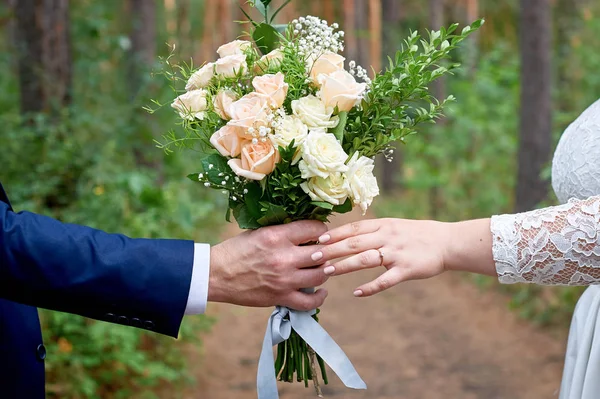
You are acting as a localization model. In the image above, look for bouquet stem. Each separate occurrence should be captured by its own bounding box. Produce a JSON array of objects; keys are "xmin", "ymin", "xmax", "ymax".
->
[
  {"xmin": 307, "ymin": 345, "xmax": 323, "ymax": 397},
  {"xmin": 274, "ymin": 309, "xmax": 328, "ymax": 395}
]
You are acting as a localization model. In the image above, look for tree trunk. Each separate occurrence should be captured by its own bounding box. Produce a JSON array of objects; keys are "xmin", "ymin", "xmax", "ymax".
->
[
  {"xmin": 343, "ymin": 0, "xmax": 358, "ymax": 63},
  {"xmin": 128, "ymin": 0, "xmax": 156, "ymax": 98},
  {"xmin": 379, "ymin": 0, "xmax": 403, "ymax": 194},
  {"xmin": 201, "ymin": 0, "xmax": 218, "ymax": 62},
  {"xmin": 323, "ymin": 0, "xmax": 335, "ymax": 22},
  {"xmin": 218, "ymin": 0, "xmax": 232, "ymax": 46},
  {"xmin": 15, "ymin": 0, "xmax": 72, "ymax": 116},
  {"xmin": 515, "ymin": 0, "xmax": 552, "ymax": 212},
  {"xmin": 355, "ymin": 0, "xmax": 369, "ymax": 67},
  {"xmin": 428, "ymin": 0, "xmax": 445, "ymax": 218}
]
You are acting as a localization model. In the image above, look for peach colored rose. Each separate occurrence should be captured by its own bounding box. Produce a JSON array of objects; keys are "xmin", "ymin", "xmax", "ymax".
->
[
  {"xmin": 317, "ymin": 70, "xmax": 367, "ymax": 112},
  {"xmin": 186, "ymin": 63, "xmax": 215, "ymax": 90},
  {"xmin": 252, "ymin": 72, "xmax": 289, "ymax": 109},
  {"xmin": 307, "ymin": 51, "xmax": 345, "ymax": 84},
  {"xmin": 217, "ymin": 40, "xmax": 252, "ymax": 57},
  {"xmin": 254, "ymin": 49, "xmax": 284, "ymax": 74},
  {"xmin": 227, "ymin": 140, "xmax": 280, "ymax": 180},
  {"xmin": 171, "ymin": 89, "xmax": 209, "ymax": 120},
  {"xmin": 227, "ymin": 92, "xmax": 269, "ymax": 130},
  {"xmin": 215, "ymin": 54, "xmax": 247, "ymax": 78},
  {"xmin": 213, "ymin": 89, "xmax": 239, "ymax": 120},
  {"xmin": 210, "ymin": 125, "xmax": 246, "ymax": 157}
]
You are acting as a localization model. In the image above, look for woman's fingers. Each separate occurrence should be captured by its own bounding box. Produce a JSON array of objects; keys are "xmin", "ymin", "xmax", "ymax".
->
[
  {"xmin": 324, "ymin": 249, "xmax": 383, "ymax": 276},
  {"xmin": 312, "ymin": 232, "xmax": 383, "ymax": 262},
  {"xmin": 317, "ymin": 219, "xmax": 381, "ymax": 245},
  {"xmin": 353, "ymin": 267, "xmax": 409, "ymax": 297}
]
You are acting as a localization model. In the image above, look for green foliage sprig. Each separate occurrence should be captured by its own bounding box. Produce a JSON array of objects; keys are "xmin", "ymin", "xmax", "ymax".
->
[{"xmin": 344, "ymin": 19, "xmax": 484, "ymax": 157}]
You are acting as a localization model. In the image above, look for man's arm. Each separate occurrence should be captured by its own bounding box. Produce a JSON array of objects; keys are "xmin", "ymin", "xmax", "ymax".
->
[{"xmin": 0, "ymin": 202, "xmax": 194, "ymax": 337}]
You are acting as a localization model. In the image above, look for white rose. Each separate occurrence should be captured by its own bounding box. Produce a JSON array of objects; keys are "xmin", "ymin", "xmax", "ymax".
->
[
  {"xmin": 291, "ymin": 95, "xmax": 339, "ymax": 129},
  {"xmin": 217, "ymin": 40, "xmax": 252, "ymax": 57},
  {"xmin": 215, "ymin": 54, "xmax": 247, "ymax": 78},
  {"xmin": 317, "ymin": 70, "xmax": 366, "ymax": 112},
  {"xmin": 298, "ymin": 129, "xmax": 349, "ymax": 179},
  {"xmin": 185, "ymin": 63, "xmax": 215, "ymax": 90},
  {"xmin": 213, "ymin": 89, "xmax": 239, "ymax": 120},
  {"xmin": 346, "ymin": 152, "xmax": 380, "ymax": 214},
  {"xmin": 301, "ymin": 172, "xmax": 349, "ymax": 205},
  {"xmin": 271, "ymin": 115, "xmax": 308, "ymax": 149},
  {"xmin": 171, "ymin": 89, "xmax": 209, "ymax": 120}
]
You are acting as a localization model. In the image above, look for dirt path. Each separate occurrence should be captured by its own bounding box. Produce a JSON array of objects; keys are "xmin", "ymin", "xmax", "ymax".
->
[{"xmin": 186, "ymin": 210, "xmax": 567, "ymax": 399}]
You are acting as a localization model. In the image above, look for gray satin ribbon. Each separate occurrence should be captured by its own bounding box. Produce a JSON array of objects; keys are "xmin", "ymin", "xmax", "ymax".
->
[{"xmin": 257, "ymin": 306, "xmax": 367, "ymax": 398}]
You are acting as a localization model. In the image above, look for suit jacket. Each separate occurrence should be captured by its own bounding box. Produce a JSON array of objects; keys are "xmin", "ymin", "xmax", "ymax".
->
[{"xmin": 0, "ymin": 182, "xmax": 195, "ymax": 398}]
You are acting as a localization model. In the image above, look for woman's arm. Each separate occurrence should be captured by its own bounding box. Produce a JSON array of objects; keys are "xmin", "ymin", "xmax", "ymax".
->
[{"xmin": 315, "ymin": 195, "xmax": 600, "ymax": 296}]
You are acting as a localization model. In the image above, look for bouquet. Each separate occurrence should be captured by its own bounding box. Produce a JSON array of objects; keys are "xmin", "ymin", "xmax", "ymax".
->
[{"xmin": 151, "ymin": 1, "xmax": 482, "ymax": 397}]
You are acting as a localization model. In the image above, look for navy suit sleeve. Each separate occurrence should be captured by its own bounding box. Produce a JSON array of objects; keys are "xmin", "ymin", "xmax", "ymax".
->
[{"xmin": 0, "ymin": 202, "xmax": 194, "ymax": 338}]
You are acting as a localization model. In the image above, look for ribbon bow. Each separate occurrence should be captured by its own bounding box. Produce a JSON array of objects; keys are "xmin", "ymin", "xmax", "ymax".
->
[{"xmin": 257, "ymin": 306, "xmax": 367, "ymax": 398}]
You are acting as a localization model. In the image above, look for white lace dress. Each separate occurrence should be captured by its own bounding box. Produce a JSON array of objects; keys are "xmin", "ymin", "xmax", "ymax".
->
[{"xmin": 491, "ymin": 98, "xmax": 600, "ymax": 399}]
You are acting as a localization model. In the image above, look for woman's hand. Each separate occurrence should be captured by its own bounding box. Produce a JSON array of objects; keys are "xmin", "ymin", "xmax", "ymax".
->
[{"xmin": 311, "ymin": 218, "xmax": 495, "ymax": 297}]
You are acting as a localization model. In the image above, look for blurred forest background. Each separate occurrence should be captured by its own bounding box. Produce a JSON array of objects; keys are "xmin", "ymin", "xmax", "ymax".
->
[{"xmin": 1, "ymin": 0, "xmax": 599, "ymax": 397}]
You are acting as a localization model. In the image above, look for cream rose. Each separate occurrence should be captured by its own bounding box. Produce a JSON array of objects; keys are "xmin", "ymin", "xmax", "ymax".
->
[
  {"xmin": 307, "ymin": 51, "xmax": 345, "ymax": 84},
  {"xmin": 301, "ymin": 172, "xmax": 349, "ymax": 205},
  {"xmin": 227, "ymin": 92, "xmax": 269, "ymax": 131},
  {"xmin": 215, "ymin": 54, "xmax": 247, "ymax": 78},
  {"xmin": 216, "ymin": 40, "xmax": 251, "ymax": 57},
  {"xmin": 228, "ymin": 140, "xmax": 280, "ymax": 180},
  {"xmin": 185, "ymin": 63, "xmax": 215, "ymax": 90},
  {"xmin": 209, "ymin": 125, "xmax": 246, "ymax": 157},
  {"xmin": 252, "ymin": 72, "xmax": 289, "ymax": 109},
  {"xmin": 213, "ymin": 89, "xmax": 239, "ymax": 120},
  {"xmin": 346, "ymin": 152, "xmax": 380, "ymax": 214},
  {"xmin": 318, "ymin": 70, "xmax": 366, "ymax": 112},
  {"xmin": 171, "ymin": 89, "xmax": 209, "ymax": 120},
  {"xmin": 291, "ymin": 95, "xmax": 339, "ymax": 129},
  {"xmin": 298, "ymin": 129, "xmax": 349, "ymax": 179},
  {"xmin": 254, "ymin": 48, "xmax": 284, "ymax": 74}
]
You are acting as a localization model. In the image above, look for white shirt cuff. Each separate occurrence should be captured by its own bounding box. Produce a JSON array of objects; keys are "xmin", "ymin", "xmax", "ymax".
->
[{"xmin": 184, "ymin": 243, "xmax": 210, "ymax": 315}]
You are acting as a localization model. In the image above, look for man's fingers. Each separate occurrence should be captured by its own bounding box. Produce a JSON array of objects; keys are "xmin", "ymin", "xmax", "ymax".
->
[
  {"xmin": 354, "ymin": 268, "xmax": 407, "ymax": 297},
  {"xmin": 317, "ymin": 219, "xmax": 380, "ymax": 245},
  {"xmin": 313, "ymin": 232, "xmax": 382, "ymax": 263},
  {"xmin": 291, "ymin": 266, "xmax": 329, "ymax": 288},
  {"xmin": 282, "ymin": 288, "xmax": 328, "ymax": 311},
  {"xmin": 270, "ymin": 220, "xmax": 327, "ymax": 245},
  {"xmin": 324, "ymin": 249, "xmax": 382, "ymax": 276}
]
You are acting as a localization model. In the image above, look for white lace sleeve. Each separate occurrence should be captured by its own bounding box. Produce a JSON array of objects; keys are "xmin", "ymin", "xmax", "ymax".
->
[{"xmin": 491, "ymin": 195, "xmax": 600, "ymax": 285}]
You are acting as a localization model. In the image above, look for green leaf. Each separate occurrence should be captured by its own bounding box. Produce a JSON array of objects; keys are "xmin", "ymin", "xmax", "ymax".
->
[
  {"xmin": 331, "ymin": 111, "xmax": 348, "ymax": 143},
  {"xmin": 310, "ymin": 201, "xmax": 334, "ymax": 210},
  {"xmin": 201, "ymin": 154, "xmax": 235, "ymax": 189},
  {"xmin": 332, "ymin": 198, "xmax": 353, "ymax": 214},
  {"xmin": 233, "ymin": 204, "xmax": 262, "ymax": 229},
  {"xmin": 257, "ymin": 202, "xmax": 289, "ymax": 226},
  {"xmin": 253, "ymin": 23, "xmax": 280, "ymax": 55},
  {"xmin": 244, "ymin": 182, "xmax": 263, "ymax": 219},
  {"xmin": 187, "ymin": 172, "xmax": 202, "ymax": 182}
]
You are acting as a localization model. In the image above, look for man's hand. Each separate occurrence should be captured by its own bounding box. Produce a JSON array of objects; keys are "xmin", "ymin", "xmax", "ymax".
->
[{"xmin": 208, "ymin": 220, "xmax": 329, "ymax": 311}]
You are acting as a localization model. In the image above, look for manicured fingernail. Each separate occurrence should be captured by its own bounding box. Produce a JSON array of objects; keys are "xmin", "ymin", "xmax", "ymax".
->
[
  {"xmin": 311, "ymin": 251, "xmax": 323, "ymax": 261},
  {"xmin": 318, "ymin": 234, "xmax": 331, "ymax": 243},
  {"xmin": 353, "ymin": 289, "xmax": 363, "ymax": 297},
  {"xmin": 324, "ymin": 265, "xmax": 335, "ymax": 275}
]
